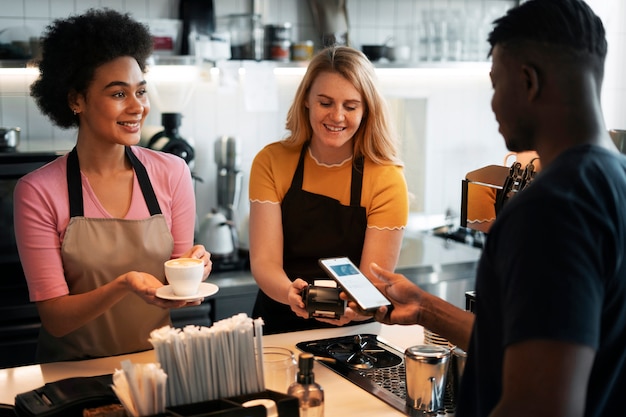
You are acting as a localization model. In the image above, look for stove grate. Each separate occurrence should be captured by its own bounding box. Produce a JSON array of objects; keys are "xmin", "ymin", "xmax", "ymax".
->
[
  {"xmin": 358, "ymin": 364, "xmax": 407, "ymax": 399},
  {"xmin": 358, "ymin": 365, "xmax": 456, "ymax": 415},
  {"xmin": 297, "ymin": 334, "xmax": 457, "ymax": 416}
]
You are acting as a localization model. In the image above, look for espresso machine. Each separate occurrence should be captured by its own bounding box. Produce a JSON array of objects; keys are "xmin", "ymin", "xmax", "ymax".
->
[{"xmin": 198, "ymin": 136, "xmax": 246, "ymax": 270}]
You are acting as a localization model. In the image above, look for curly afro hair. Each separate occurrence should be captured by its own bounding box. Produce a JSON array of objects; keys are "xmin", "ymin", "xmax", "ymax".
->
[{"xmin": 30, "ymin": 8, "xmax": 153, "ymax": 129}]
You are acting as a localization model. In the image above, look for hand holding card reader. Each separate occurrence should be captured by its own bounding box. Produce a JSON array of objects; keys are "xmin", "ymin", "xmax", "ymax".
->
[
  {"xmin": 318, "ymin": 257, "xmax": 391, "ymax": 314},
  {"xmin": 302, "ymin": 285, "xmax": 345, "ymax": 319}
]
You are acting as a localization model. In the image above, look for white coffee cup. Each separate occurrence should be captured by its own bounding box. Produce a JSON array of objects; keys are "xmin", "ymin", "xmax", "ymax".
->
[{"xmin": 164, "ymin": 258, "xmax": 204, "ymax": 296}]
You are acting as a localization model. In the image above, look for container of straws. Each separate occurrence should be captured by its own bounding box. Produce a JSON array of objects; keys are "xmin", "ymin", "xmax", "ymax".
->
[{"xmin": 112, "ymin": 313, "xmax": 298, "ymax": 417}]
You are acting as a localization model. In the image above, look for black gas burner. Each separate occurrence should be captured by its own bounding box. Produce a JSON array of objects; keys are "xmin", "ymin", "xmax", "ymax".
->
[
  {"xmin": 297, "ymin": 334, "xmax": 455, "ymax": 416},
  {"xmin": 297, "ymin": 334, "xmax": 408, "ymax": 413},
  {"xmin": 326, "ymin": 334, "xmax": 401, "ymax": 370}
]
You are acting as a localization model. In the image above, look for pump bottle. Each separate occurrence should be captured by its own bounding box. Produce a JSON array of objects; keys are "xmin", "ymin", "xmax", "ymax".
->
[{"xmin": 287, "ymin": 353, "xmax": 324, "ymax": 417}]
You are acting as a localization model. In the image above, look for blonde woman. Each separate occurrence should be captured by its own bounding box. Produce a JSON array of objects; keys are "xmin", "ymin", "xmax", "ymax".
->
[{"xmin": 248, "ymin": 45, "xmax": 409, "ymax": 334}]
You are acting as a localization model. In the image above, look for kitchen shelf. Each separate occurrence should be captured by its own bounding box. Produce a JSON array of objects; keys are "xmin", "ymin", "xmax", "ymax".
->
[
  {"xmin": 0, "ymin": 58, "xmax": 491, "ymax": 70},
  {"xmin": 0, "ymin": 59, "xmax": 34, "ymax": 68}
]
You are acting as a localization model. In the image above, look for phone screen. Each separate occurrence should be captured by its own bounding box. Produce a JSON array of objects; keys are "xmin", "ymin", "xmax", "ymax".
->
[{"xmin": 319, "ymin": 257, "xmax": 390, "ymax": 311}]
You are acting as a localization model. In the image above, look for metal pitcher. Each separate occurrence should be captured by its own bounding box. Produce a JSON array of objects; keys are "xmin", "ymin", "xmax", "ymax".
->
[
  {"xmin": 0, "ymin": 127, "xmax": 20, "ymax": 151},
  {"xmin": 404, "ymin": 345, "xmax": 451, "ymax": 413}
]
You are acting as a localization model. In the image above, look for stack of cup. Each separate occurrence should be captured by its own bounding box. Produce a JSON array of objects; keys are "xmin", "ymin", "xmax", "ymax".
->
[{"xmin": 423, "ymin": 328, "xmax": 454, "ymax": 348}]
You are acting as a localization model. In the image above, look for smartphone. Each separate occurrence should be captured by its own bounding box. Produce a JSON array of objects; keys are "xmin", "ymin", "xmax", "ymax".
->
[{"xmin": 318, "ymin": 256, "xmax": 391, "ymax": 313}]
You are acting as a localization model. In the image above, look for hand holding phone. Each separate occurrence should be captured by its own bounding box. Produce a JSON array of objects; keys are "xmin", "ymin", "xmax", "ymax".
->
[{"xmin": 318, "ymin": 257, "xmax": 391, "ymax": 313}]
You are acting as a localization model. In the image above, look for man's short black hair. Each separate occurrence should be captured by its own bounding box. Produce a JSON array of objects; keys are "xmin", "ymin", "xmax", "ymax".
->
[{"xmin": 488, "ymin": 0, "xmax": 607, "ymax": 74}]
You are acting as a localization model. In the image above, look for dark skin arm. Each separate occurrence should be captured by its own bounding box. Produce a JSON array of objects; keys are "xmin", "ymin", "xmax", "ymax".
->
[
  {"xmin": 351, "ymin": 263, "xmax": 595, "ymax": 416},
  {"xmin": 346, "ymin": 262, "xmax": 474, "ymax": 350}
]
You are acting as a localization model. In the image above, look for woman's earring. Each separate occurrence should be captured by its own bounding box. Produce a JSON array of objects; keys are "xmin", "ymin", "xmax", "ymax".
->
[{"xmin": 73, "ymin": 109, "xmax": 78, "ymax": 115}]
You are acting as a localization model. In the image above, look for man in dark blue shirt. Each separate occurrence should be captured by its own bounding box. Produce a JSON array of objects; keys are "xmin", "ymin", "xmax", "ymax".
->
[{"xmin": 358, "ymin": 1, "xmax": 626, "ymax": 416}]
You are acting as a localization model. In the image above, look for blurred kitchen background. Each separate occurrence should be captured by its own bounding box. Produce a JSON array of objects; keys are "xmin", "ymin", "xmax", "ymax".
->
[{"xmin": 1, "ymin": 0, "xmax": 625, "ymax": 233}]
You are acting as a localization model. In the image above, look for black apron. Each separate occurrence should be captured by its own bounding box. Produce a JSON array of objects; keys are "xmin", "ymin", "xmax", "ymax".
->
[{"xmin": 253, "ymin": 142, "xmax": 367, "ymax": 334}]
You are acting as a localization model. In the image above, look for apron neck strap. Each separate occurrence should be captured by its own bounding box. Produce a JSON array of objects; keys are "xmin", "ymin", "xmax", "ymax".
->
[
  {"xmin": 350, "ymin": 155, "xmax": 364, "ymax": 207},
  {"xmin": 67, "ymin": 147, "xmax": 83, "ymax": 218},
  {"xmin": 67, "ymin": 146, "xmax": 162, "ymax": 217},
  {"xmin": 290, "ymin": 143, "xmax": 308, "ymax": 189},
  {"xmin": 124, "ymin": 146, "xmax": 162, "ymax": 215},
  {"xmin": 291, "ymin": 142, "xmax": 365, "ymax": 207}
]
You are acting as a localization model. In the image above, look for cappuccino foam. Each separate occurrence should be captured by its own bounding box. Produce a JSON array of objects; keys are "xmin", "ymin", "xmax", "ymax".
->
[{"xmin": 166, "ymin": 258, "xmax": 203, "ymax": 267}]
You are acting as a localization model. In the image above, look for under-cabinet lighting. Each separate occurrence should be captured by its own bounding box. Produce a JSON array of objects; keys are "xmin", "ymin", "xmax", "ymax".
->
[
  {"xmin": 0, "ymin": 67, "xmax": 39, "ymax": 76},
  {"xmin": 204, "ymin": 62, "xmax": 491, "ymax": 78},
  {"xmin": 0, "ymin": 61, "xmax": 491, "ymax": 82}
]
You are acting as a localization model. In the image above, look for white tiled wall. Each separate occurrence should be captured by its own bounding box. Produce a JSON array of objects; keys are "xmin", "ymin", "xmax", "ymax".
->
[
  {"xmin": 587, "ymin": 0, "xmax": 626, "ymax": 132},
  {"xmin": 1, "ymin": 0, "xmax": 625, "ymax": 228}
]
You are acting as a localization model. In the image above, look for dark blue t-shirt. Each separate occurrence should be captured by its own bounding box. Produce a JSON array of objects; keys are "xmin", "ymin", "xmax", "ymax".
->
[{"xmin": 457, "ymin": 145, "xmax": 626, "ymax": 416}]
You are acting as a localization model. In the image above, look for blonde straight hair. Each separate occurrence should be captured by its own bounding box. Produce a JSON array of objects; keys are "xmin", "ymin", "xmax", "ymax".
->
[{"xmin": 283, "ymin": 45, "xmax": 403, "ymax": 166}]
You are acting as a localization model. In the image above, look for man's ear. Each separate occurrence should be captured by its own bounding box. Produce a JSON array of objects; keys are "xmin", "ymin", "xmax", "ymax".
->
[{"xmin": 521, "ymin": 64, "xmax": 540, "ymax": 101}]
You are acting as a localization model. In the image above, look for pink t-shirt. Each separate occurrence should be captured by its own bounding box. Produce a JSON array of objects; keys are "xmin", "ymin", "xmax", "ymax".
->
[{"xmin": 13, "ymin": 146, "xmax": 196, "ymax": 302}]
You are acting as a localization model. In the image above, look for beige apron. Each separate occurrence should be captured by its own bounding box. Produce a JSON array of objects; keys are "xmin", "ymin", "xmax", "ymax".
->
[{"xmin": 36, "ymin": 146, "xmax": 173, "ymax": 362}]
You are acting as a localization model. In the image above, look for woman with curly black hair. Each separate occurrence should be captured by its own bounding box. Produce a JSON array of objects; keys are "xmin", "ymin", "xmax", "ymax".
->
[{"xmin": 15, "ymin": 8, "xmax": 212, "ymax": 362}]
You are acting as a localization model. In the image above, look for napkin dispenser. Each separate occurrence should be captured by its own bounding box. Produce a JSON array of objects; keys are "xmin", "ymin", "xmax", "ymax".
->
[
  {"xmin": 15, "ymin": 376, "xmax": 299, "ymax": 417},
  {"xmin": 14, "ymin": 374, "xmax": 118, "ymax": 417}
]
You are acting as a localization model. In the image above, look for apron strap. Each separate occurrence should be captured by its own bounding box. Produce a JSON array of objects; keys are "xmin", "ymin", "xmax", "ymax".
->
[
  {"xmin": 67, "ymin": 146, "xmax": 162, "ymax": 217},
  {"xmin": 67, "ymin": 147, "xmax": 83, "ymax": 218},
  {"xmin": 124, "ymin": 146, "xmax": 162, "ymax": 215},
  {"xmin": 350, "ymin": 155, "xmax": 364, "ymax": 207},
  {"xmin": 290, "ymin": 142, "xmax": 365, "ymax": 208},
  {"xmin": 290, "ymin": 142, "xmax": 308, "ymax": 190}
]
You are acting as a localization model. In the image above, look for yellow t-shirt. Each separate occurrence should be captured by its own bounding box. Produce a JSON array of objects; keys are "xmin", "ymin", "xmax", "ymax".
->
[{"xmin": 249, "ymin": 142, "xmax": 409, "ymax": 230}]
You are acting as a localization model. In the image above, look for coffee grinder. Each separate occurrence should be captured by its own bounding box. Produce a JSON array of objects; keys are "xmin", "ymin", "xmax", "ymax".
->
[
  {"xmin": 198, "ymin": 136, "xmax": 245, "ymax": 270},
  {"xmin": 146, "ymin": 113, "xmax": 195, "ymax": 164},
  {"xmin": 215, "ymin": 136, "xmax": 243, "ymax": 221},
  {"xmin": 142, "ymin": 57, "xmax": 198, "ymax": 166}
]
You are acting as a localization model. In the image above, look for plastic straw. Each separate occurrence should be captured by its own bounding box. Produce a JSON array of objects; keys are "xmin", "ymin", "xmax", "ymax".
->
[{"xmin": 147, "ymin": 314, "xmax": 265, "ymax": 408}]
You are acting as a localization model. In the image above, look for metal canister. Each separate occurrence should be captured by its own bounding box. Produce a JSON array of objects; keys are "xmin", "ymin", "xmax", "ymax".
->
[
  {"xmin": 404, "ymin": 345, "xmax": 451, "ymax": 413},
  {"xmin": 266, "ymin": 23, "xmax": 292, "ymax": 41},
  {"xmin": 291, "ymin": 41, "xmax": 314, "ymax": 61},
  {"xmin": 270, "ymin": 40, "xmax": 291, "ymax": 62},
  {"xmin": 447, "ymin": 346, "xmax": 467, "ymax": 410},
  {"xmin": 0, "ymin": 127, "xmax": 20, "ymax": 151},
  {"xmin": 265, "ymin": 23, "xmax": 292, "ymax": 61}
]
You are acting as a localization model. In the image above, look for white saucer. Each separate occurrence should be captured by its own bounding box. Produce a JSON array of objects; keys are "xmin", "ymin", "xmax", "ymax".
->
[{"xmin": 156, "ymin": 282, "xmax": 219, "ymax": 301}]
